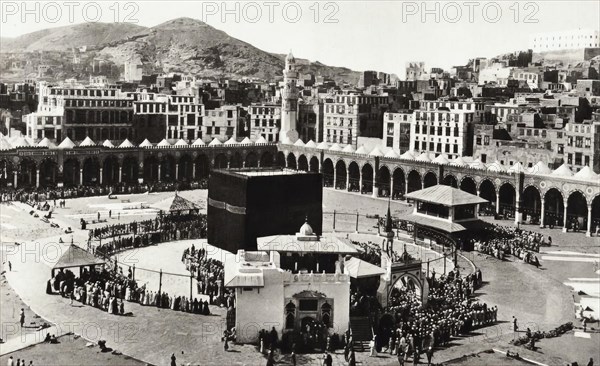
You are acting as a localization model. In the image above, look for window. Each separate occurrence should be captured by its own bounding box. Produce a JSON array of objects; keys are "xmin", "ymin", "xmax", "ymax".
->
[
  {"xmin": 476, "ymin": 136, "xmax": 482, "ymax": 145},
  {"xmin": 481, "ymin": 154, "xmax": 487, "ymax": 163},
  {"xmin": 299, "ymin": 299, "xmax": 318, "ymax": 312},
  {"xmin": 484, "ymin": 136, "xmax": 490, "ymax": 145},
  {"xmin": 567, "ymin": 153, "xmax": 573, "ymax": 164},
  {"xmin": 558, "ymin": 144, "xmax": 564, "ymax": 154}
]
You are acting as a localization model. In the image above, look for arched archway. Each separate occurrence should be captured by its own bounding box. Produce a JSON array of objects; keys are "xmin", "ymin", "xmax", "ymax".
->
[
  {"xmin": 521, "ymin": 186, "xmax": 541, "ymax": 223},
  {"xmin": 178, "ymin": 155, "xmax": 193, "ymax": 181},
  {"xmin": 335, "ymin": 160, "xmax": 347, "ymax": 189},
  {"xmin": 63, "ymin": 158, "xmax": 80, "ymax": 186},
  {"xmin": 479, "ymin": 180, "xmax": 496, "ymax": 214},
  {"xmin": 122, "ymin": 156, "xmax": 138, "ymax": 183},
  {"xmin": 392, "ymin": 168, "xmax": 405, "ymax": 199},
  {"xmin": 544, "ymin": 188, "xmax": 564, "ymax": 228},
  {"xmin": 348, "ymin": 162, "xmax": 360, "ymax": 192},
  {"xmin": 423, "ymin": 171, "xmax": 437, "ymax": 188},
  {"xmin": 214, "ymin": 153, "xmax": 228, "ymax": 169},
  {"xmin": 245, "ymin": 152, "xmax": 258, "ymax": 168},
  {"xmin": 322, "ymin": 158, "xmax": 334, "ymax": 187},
  {"xmin": 591, "ymin": 195, "xmax": 600, "ymax": 233},
  {"xmin": 260, "ymin": 151, "xmax": 274, "ymax": 168},
  {"xmin": 39, "ymin": 158, "xmax": 58, "ymax": 187},
  {"xmin": 83, "ymin": 158, "xmax": 100, "ymax": 185},
  {"xmin": 102, "ymin": 156, "xmax": 120, "ymax": 185},
  {"xmin": 443, "ymin": 174, "xmax": 458, "ymax": 188},
  {"xmin": 406, "ymin": 170, "xmax": 421, "ymax": 193},
  {"xmin": 276, "ymin": 152, "xmax": 286, "ymax": 168},
  {"xmin": 309, "ymin": 156, "xmax": 319, "ymax": 173},
  {"xmin": 160, "ymin": 155, "xmax": 176, "ymax": 182},
  {"xmin": 498, "ymin": 182, "xmax": 516, "ymax": 218},
  {"xmin": 143, "ymin": 156, "xmax": 159, "ymax": 183},
  {"xmin": 0, "ymin": 160, "xmax": 14, "ymax": 188},
  {"xmin": 298, "ymin": 155, "xmax": 308, "ymax": 171},
  {"xmin": 287, "ymin": 153, "xmax": 297, "ymax": 170},
  {"xmin": 19, "ymin": 159, "xmax": 37, "ymax": 187},
  {"xmin": 566, "ymin": 191, "xmax": 587, "ymax": 232},
  {"xmin": 194, "ymin": 155, "xmax": 210, "ymax": 181},
  {"xmin": 460, "ymin": 177, "xmax": 477, "ymax": 195},
  {"xmin": 361, "ymin": 163, "xmax": 374, "ymax": 194},
  {"xmin": 388, "ymin": 273, "xmax": 423, "ymax": 305},
  {"xmin": 230, "ymin": 152, "xmax": 243, "ymax": 169},
  {"xmin": 379, "ymin": 166, "xmax": 391, "ymax": 197}
]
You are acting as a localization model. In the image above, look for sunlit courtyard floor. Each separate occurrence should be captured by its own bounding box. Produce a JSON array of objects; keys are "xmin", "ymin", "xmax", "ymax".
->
[{"xmin": 0, "ymin": 188, "xmax": 598, "ymax": 365}]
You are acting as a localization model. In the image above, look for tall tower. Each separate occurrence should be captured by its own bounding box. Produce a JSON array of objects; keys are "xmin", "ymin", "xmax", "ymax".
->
[{"xmin": 279, "ymin": 51, "xmax": 299, "ymax": 142}]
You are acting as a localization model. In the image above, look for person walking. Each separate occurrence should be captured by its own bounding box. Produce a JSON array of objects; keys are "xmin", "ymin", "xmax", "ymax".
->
[
  {"xmin": 19, "ymin": 308, "xmax": 25, "ymax": 328},
  {"xmin": 8, "ymin": 261, "xmax": 11, "ymax": 271}
]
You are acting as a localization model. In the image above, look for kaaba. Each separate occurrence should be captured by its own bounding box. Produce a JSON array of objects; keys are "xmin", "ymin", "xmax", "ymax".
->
[{"xmin": 207, "ymin": 168, "xmax": 323, "ymax": 253}]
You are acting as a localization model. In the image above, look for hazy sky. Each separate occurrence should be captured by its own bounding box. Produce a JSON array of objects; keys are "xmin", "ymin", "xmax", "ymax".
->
[{"xmin": 2, "ymin": 1, "xmax": 599, "ymax": 74}]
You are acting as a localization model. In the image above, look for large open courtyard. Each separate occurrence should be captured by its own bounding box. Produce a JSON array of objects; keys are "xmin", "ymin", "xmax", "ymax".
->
[{"xmin": 1, "ymin": 188, "xmax": 598, "ymax": 365}]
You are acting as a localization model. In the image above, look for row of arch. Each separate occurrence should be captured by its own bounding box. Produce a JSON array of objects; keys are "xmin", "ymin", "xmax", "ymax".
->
[
  {"xmin": 280, "ymin": 152, "xmax": 600, "ymax": 232},
  {"xmin": 0, "ymin": 151, "xmax": 278, "ymax": 187}
]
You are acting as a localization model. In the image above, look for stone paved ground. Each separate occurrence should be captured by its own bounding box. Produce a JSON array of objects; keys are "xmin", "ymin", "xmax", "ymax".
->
[{"xmin": 1, "ymin": 189, "xmax": 598, "ymax": 365}]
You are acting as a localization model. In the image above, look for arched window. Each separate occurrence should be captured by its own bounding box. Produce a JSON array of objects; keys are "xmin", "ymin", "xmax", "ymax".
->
[
  {"xmin": 285, "ymin": 301, "xmax": 296, "ymax": 330},
  {"xmin": 321, "ymin": 301, "xmax": 332, "ymax": 328}
]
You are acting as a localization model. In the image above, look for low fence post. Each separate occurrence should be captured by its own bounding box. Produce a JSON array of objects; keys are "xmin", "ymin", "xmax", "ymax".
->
[
  {"xmin": 333, "ymin": 210, "xmax": 336, "ymax": 232},
  {"xmin": 132, "ymin": 264, "xmax": 136, "ymax": 282},
  {"xmin": 355, "ymin": 212, "xmax": 359, "ymax": 233}
]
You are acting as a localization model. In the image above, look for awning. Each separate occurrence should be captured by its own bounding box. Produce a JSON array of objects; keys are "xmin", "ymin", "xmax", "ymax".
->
[
  {"xmin": 52, "ymin": 245, "xmax": 105, "ymax": 270},
  {"xmin": 344, "ymin": 257, "xmax": 386, "ymax": 278},
  {"xmin": 257, "ymin": 235, "xmax": 358, "ymax": 254},
  {"xmin": 151, "ymin": 193, "xmax": 201, "ymax": 212},
  {"xmin": 405, "ymin": 214, "xmax": 467, "ymax": 233}
]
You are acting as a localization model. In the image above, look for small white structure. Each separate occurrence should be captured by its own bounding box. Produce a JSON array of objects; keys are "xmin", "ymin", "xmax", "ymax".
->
[{"xmin": 225, "ymin": 221, "xmax": 355, "ymax": 344}]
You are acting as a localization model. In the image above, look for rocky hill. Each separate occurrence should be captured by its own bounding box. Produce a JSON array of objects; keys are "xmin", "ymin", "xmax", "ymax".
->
[{"xmin": 1, "ymin": 18, "xmax": 361, "ymax": 84}]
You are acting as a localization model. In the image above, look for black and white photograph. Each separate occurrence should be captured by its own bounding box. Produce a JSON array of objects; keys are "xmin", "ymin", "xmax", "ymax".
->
[{"xmin": 0, "ymin": 1, "xmax": 599, "ymax": 365}]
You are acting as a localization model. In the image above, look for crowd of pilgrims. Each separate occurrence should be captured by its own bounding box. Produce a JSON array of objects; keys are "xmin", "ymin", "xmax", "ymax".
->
[
  {"xmin": 182, "ymin": 244, "xmax": 230, "ymax": 306},
  {"xmin": 471, "ymin": 225, "xmax": 545, "ymax": 266},
  {"xmin": 379, "ymin": 267, "xmax": 496, "ymax": 360},
  {"xmin": 46, "ymin": 256, "xmax": 214, "ymax": 316},
  {"xmin": 0, "ymin": 180, "xmax": 208, "ymax": 203},
  {"xmin": 94, "ymin": 214, "xmax": 207, "ymax": 257}
]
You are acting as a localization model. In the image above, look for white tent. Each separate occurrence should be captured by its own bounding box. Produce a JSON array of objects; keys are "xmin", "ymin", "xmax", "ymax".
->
[
  {"xmin": 551, "ymin": 163, "xmax": 573, "ymax": 177},
  {"xmin": 305, "ymin": 140, "xmax": 317, "ymax": 148},
  {"xmin": 255, "ymin": 136, "xmax": 268, "ymax": 144},
  {"xmin": 139, "ymin": 139, "xmax": 153, "ymax": 148},
  {"xmin": 102, "ymin": 140, "xmax": 115, "ymax": 148},
  {"xmin": 58, "ymin": 137, "xmax": 76, "ymax": 149},
  {"xmin": 399, "ymin": 150, "xmax": 415, "ymax": 160},
  {"xmin": 119, "ymin": 139, "xmax": 135, "ymax": 148},
  {"xmin": 224, "ymin": 137, "xmax": 238, "ymax": 145},
  {"xmin": 157, "ymin": 139, "xmax": 172, "ymax": 147},
  {"xmin": 528, "ymin": 161, "xmax": 552, "ymax": 175},
  {"xmin": 79, "ymin": 136, "xmax": 96, "ymax": 147},
  {"xmin": 415, "ymin": 152, "xmax": 431, "ymax": 162},
  {"xmin": 355, "ymin": 145, "xmax": 368, "ymax": 155},
  {"xmin": 384, "ymin": 149, "xmax": 400, "ymax": 158},
  {"xmin": 240, "ymin": 137, "xmax": 253, "ymax": 145},
  {"xmin": 433, "ymin": 154, "xmax": 449, "ymax": 164},
  {"xmin": 342, "ymin": 145, "xmax": 356, "ymax": 153},
  {"xmin": 487, "ymin": 161, "xmax": 506, "ymax": 172},
  {"xmin": 293, "ymin": 139, "xmax": 305, "ymax": 147},
  {"xmin": 573, "ymin": 166, "xmax": 598, "ymax": 181},
  {"xmin": 369, "ymin": 147, "xmax": 384, "ymax": 157},
  {"xmin": 329, "ymin": 143, "xmax": 342, "ymax": 152},
  {"xmin": 316, "ymin": 141, "xmax": 329, "ymax": 150},
  {"xmin": 208, "ymin": 138, "xmax": 223, "ymax": 147}
]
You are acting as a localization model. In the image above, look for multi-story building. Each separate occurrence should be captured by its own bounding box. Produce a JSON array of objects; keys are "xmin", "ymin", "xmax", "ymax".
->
[
  {"xmin": 27, "ymin": 83, "xmax": 136, "ymax": 142},
  {"xmin": 421, "ymin": 100, "xmax": 486, "ymax": 122},
  {"xmin": 410, "ymin": 109, "xmax": 475, "ymax": 159},
  {"xmin": 576, "ymin": 79, "xmax": 600, "ymax": 97},
  {"xmin": 133, "ymin": 93, "xmax": 203, "ymax": 142},
  {"xmin": 323, "ymin": 93, "xmax": 389, "ymax": 147},
  {"xmin": 529, "ymin": 29, "xmax": 600, "ymax": 53},
  {"xmin": 202, "ymin": 105, "xmax": 244, "ymax": 142},
  {"xmin": 298, "ymin": 101, "xmax": 323, "ymax": 143},
  {"xmin": 564, "ymin": 118, "xmax": 600, "ymax": 172},
  {"xmin": 383, "ymin": 111, "xmax": 412, "ymax": 154},
  {"xmin": 249, "ymin": 104, "xmax": 281, "ymax": 142}
]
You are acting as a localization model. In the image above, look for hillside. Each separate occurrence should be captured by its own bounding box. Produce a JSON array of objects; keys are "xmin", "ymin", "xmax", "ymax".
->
[
  {"xmin": 1, "ymin": 22, "xmax": 146, "ymax": 52},
  {"xmin": 1, "ymin": 18, "xmax": 361, "ymax": 84}
]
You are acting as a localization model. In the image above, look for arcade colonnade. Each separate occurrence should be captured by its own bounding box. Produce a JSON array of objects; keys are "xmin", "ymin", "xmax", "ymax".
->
[
  {"xmin": 1, "ymin": 143, "xmax": 598, "ymax": 237},
  {"xmin": 279, "ymin": 148, "xmax": 600, "ymax": 238}
]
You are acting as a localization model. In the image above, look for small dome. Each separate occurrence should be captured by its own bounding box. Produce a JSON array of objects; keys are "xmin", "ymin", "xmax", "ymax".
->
[
  {"xmin": 299, "ymin": 221, "xmax": 314, "ymax": 236},
  {"xmin": 286, "ymin": 51, "xmax": 295, "ymax": 64}
]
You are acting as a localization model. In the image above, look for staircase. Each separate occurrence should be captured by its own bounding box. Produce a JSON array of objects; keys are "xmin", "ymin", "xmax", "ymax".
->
[{"xmin": 349, "ymin": 316, "xmax": 373, "ymax": 352}]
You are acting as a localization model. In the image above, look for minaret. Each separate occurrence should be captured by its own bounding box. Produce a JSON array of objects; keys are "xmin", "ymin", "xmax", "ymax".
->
[{"xmin": 279, "ymin": 51, "xmax": 299, "ymax": 142}]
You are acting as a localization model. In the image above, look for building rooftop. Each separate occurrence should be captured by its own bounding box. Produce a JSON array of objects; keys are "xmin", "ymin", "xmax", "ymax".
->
[
  {"xmin": 405, "ymin": 185, "xmax": 488, "ymax": 207},
  {"xmin": 257, "ymin": 235, "xmax": 358, "ymax": 254}
]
